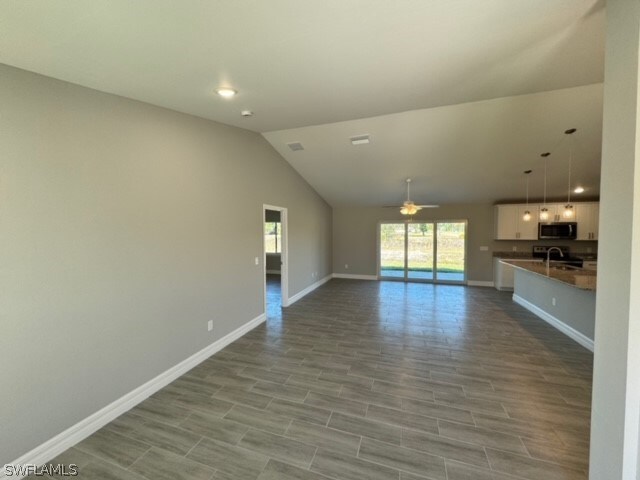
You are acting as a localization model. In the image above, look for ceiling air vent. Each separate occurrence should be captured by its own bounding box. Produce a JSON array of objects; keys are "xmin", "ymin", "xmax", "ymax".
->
[
  {"xmin": 287, "ymin": 142, "xmax": 304, "ymax": 151},
  {"xmin": 350, "ymin": 134, "xmax": 370, "ymax": 145}
]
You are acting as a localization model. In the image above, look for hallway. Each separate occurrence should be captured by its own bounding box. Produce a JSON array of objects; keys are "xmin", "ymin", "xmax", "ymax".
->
[{"xmin": 49, "ymin": 280, "xmax": 592, "ymax": 479}]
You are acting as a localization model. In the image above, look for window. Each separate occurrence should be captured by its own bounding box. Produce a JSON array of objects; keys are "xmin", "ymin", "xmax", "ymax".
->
[
  {"xmin": 379, "ymin": 221, "xmax": 466, "ymax": 283},
  {"xmin": 264, "ymin": 221, "xmax": 281, "ymax": 253}
]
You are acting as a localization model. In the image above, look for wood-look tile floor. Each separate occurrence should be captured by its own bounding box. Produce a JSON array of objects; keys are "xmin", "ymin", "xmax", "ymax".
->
[{"xmin": 42, "ymin": 279, "xmax": 593, "ymax": 479}]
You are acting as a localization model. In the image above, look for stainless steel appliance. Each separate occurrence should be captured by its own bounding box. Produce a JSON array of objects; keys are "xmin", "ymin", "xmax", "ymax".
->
[
  {"xmin": 532, "ymin": 246, "xmax": 583, "ymax": 268},
  {"xmin": 538, "ymin": 222, "xmax": 577, "ymax": 240}
]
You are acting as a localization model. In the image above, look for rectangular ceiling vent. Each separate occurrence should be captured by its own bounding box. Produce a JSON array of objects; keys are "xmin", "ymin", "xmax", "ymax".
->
[
  {"xmin": 287, "ymin": 142, "xmax": 304, "ymax": 151},
  {"xmin": 350, "ymin": 134, "xmax": 370, "ymax": 145}
]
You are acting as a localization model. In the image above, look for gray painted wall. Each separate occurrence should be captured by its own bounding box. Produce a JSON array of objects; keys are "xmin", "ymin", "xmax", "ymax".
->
[
  {"xmin": 589, "ymin": 0, "xmax": 640, "ymax": 477},
  {"xmin": 513, "ymin": 269, "xmax": 595, "ymax": 341},
  {"xmin": 0, "ymin": 64, "xmax": 332, "ymax": 463},
  {"xmin": 333, "ymin": 205, "xmax": 597, "ymax": 282}
]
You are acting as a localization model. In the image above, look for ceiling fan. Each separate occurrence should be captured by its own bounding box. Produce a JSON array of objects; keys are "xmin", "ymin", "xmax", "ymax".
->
[{"xmin": 385, "ymin": 178, "xmax": 439, "ymax": 215}]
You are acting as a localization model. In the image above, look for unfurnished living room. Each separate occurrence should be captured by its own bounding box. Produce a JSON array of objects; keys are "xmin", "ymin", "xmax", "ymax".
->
[{"xmin": 1, "ymin": 1, "xmax": 639, "ymax": 479}]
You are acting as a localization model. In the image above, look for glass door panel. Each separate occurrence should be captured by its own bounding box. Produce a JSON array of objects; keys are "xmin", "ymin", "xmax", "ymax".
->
[
  {"xmin": 380, "ymin": 223, "xmax": 406, "ymax": 278},
  {"xmin": 435, "ymin": 222, "xmax": 466, "ymax": 283},
  {"xmin": 407, "ymin": 223, "xmax": 434, "ymax": 280}
]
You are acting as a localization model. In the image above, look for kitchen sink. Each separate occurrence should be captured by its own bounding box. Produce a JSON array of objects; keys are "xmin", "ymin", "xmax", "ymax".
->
[{"xmin": 550, "ymin": 265, "xmax": 581, "ymax": 271}]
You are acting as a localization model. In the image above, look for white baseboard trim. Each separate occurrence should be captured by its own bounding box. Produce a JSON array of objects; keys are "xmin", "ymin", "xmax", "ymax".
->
[
  {"xmin": 332, "ymin": 273, "xmax": 378, "ymax": 280},
  {"xmin": 287, "ymin": 274, "xmax": 332, "ymax": 306},
  {"xmin": 513, "ymin": 294, "xmax": 594, "ymax": 352},
  {"xmin": 265, "ymin": 270, "xmax": 281, "ymax": 274},
  {"xmin": 3, "ymin": 312, "xmax": 267, "ymax": 480},
  {"xmin": 467, "ymin": 280, "xmax": 495, "ymax": 287}
]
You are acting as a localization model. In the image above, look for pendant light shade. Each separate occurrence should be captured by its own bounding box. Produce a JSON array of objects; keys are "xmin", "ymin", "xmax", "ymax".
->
[
  {"xmin": 539, "ymin": 152, "xmax": 550, "ymax": 221},
  {"xmin": 563, "ymin": 128, "xmax": 577, "ymax": 219},
  {"xmin": 563, "ymin": 204, "xmax": 574, "ymax": 218},
  {"xmin": 522, "ymin": 170, "xmax": 532, "ymax": 222}
]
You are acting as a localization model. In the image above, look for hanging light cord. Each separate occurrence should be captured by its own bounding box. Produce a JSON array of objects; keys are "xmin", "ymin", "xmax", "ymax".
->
[
  {"xmin": 543, "ymin": 155, "xmax": 547, "ymax": 205},
  {"xmin": 567, "ymin": 139, "xmax": 573, "ymax": 204}
]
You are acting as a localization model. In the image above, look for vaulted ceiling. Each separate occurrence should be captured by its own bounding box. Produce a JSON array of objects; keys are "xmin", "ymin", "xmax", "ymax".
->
[{"xmin": 0, "ymin": 0, "xmax": 605, "ymax": 206}]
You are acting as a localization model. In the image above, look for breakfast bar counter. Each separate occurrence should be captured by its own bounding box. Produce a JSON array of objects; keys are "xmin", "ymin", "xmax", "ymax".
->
[
  {"xmin": 501, "ymin": 260, "xmax": 597, "ymax": 291},
  {"xmin": 500, "ymin": 260, "xmax": 596, "ymax": 351}
]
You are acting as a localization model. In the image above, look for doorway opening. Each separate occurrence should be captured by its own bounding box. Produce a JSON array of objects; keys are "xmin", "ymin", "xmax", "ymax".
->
[
  {"xmin": 263, "ymin": 205, "xmax": 288, "ymax": 318},
  {"xmin": 378, "ymin": 220, "xmax": 467, "ymax": 284}
]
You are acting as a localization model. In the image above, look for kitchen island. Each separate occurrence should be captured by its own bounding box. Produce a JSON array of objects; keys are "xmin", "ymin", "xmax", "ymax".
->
[{"xmin": 501, "ymin": 260, "xmax": 596, "ymax": 351}]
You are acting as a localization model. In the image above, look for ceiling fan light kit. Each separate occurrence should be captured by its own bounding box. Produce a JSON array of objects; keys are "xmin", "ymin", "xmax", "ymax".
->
[{"xmin": 393, "ymin": 178, "xmax": 438, "ymax": 215}]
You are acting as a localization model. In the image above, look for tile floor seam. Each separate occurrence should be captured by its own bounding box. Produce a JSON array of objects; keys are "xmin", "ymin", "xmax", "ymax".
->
[{"xmin": 69, "ymin": 448, "xmax": 131, "ymax": 474}]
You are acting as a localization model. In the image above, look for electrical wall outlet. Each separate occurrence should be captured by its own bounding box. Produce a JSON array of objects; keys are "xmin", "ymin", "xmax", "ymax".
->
[
  {"xmin": 552, "ymin": 297, "xmax": 557, "ymax": 306},
  {"xmin": 480, "ymin": 246, "xmax": 489, "ymax": 251},
  {"xmin": 207, "ymin": 320, "xmax": 213, "ymax": 332},
  {"xmin": 512, "ymin": 246, "xmax": 517, "ymax": 252},
  {"xmin": 255, "ymin": 257, "xmax": 259, "ymax": 265},
  {"xmin": 345, "ymin": 264, "xmax": 349, "ymax": 269}
]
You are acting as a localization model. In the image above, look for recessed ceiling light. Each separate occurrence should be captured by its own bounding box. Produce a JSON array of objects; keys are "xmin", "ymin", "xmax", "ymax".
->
[
  {"xmin": 216, "ymin": 87, "xmax": 237, "ymax": 98},
  {"xmin": 574, "ymin": 186, "xmax": 585, "ymax": 194}
]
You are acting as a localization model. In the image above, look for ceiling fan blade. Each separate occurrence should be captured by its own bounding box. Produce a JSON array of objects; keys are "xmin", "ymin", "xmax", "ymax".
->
[{"xmin": 415, "ymin": 205, "xmax": 439, "ymax": 208}]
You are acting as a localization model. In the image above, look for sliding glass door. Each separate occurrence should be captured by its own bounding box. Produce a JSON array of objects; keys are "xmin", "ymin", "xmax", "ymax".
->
[
  {"xmin": 379, "ymin": 221, "xmax": 466, "ymax": 283},
  {"xmin": 436, "ymin": 222, "xmax": 466, "ymax": 282},
  {"xmin": 408, "ymin": 223, "xmax": 434, "ymax": 280},
  {"xmin": 379, "ymin": 223, "xmax": 405, "ymax": 278}
]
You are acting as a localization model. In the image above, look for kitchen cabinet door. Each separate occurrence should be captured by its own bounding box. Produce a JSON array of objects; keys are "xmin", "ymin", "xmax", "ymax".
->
[
  {"xmin": 575, "ymin": 203, "xmax": 599, "ymax": 240},
  {"xmin": 541, "ymin": 203, "xmax": 567, "ymax": 222},
  {"xmin": 494, "ymin": 205, "xmax": 518, "ymax": 240},
  {"xmin": 517, "ymin": 204, "xmax": 539, "ymax": 240}
]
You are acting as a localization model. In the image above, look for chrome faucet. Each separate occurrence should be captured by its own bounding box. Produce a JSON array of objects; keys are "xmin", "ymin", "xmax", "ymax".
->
[{"xmin": 546, "ymin": 247, "xmax": 564, "ymax": 269}]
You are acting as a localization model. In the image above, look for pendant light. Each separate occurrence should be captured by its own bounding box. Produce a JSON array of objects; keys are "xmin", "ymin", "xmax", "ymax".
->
[
  {"xmin": 522, "ymin": 170, "xmax": 532, "ymax": 221},
  {"xmin": 563, "ymin": 128, "xmax": 577, "ymax": 219},
  {"xmin": 539, "ymin": 152, "xmax": 551, "ymax": 221}
]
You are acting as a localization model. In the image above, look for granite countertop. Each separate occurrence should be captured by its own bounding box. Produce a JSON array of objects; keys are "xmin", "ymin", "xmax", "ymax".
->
[
  {"xmin": 493, "ymin": 252, "xmax": 536, "ymax": 259},
  {"xmin": 500, "ymin": 260, "xmax": 597, "ymax": 291},
  {"xmin": 493, "ymin": 251, "xmax": 597, "ymax": 260}
]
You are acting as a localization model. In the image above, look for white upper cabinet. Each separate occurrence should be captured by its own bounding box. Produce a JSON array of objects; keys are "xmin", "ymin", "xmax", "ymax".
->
[
  {"xmin": 495, "ymin": 202, "xmax": 599, "ymax": 241},
  {"xmin": 494, "ymin": 205, "xmax": 518, "ymax": 240},
  {"xmin": 494, "ymin": 204, "xmax": 539, "ymax": 240},
  {"xmin": 575, "ymin": 202, "xmax": 599, "ymax": 240},
  {"xmin": 516, "ymin": 204, "xmax": 539, "ymax": 240},
  {"xmin": 538, "ymin": 203, "xmax": 566, "ymax": 222}
]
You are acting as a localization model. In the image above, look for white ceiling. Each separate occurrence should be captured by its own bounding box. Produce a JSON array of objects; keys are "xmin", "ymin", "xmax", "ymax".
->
[
  {"xmin": 265, "ymin": 84, "xmax": 603, "ymax": 206},
  {"xmin": 0, "ymin": 0, "xmax": 605, "ymax": 206}
]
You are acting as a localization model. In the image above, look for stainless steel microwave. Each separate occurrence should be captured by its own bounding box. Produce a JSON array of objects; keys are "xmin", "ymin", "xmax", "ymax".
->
[{"xmin": 538, "ymin": 222, "xmax": 577, "ymax": 240}]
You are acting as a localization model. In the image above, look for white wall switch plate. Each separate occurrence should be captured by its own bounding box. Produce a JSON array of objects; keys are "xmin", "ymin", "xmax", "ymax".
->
[
  {"xmin": 480, "ymin": 246, "xmax": 489, "ymax": 251},
  {"xmin": 552, "ymin": 297, "xmax": 557, "ymax": 306},
  {"xmin": 255, "ymin": 257, "xmax": 259, "ymax": 265},
  {"xmin": 512, "ymin": 246, "xmax": 517, "ymax": 252},
  {"xmin": 207, "ymin": 320, "xmax": 213, "ymax": 331}
]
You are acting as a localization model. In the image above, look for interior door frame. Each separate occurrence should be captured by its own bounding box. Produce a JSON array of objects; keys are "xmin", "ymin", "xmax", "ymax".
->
[
  {"xmin": 377, "ymin": 219, "xmax": 468, "ymax": 284},
  {"xmin": 263, "ymin": 204, "xmax": 289, "ymax": 312}
]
